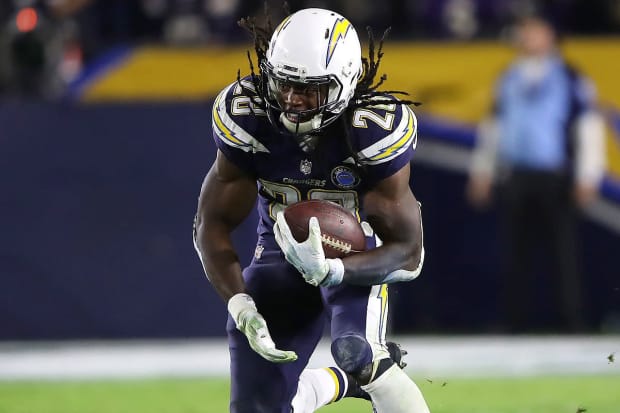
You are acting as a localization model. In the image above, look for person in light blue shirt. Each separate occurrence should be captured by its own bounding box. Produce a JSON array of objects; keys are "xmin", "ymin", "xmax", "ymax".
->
[{"xmin": 466, "ymin": 15, "xmax": 606, "ymax": 333}]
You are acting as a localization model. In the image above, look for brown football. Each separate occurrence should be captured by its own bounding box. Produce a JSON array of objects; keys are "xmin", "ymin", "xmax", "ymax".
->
[{"xmin": 283, "ymin": 199, "xmax": 366, "ymax": 258}]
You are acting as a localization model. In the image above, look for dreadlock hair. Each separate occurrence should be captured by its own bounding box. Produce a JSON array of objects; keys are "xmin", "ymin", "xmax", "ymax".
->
[
  {"xmin": 235, "ymin": 3, "xmax": 284, "ymax": 111},
  {"xmin": 350, "ymin": 26, "xmax": 419, "ymax": 109}
]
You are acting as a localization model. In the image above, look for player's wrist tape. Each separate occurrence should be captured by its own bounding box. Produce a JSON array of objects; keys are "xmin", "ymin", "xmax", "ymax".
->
[
  {"xmin": 227, "ymin": 293, "xmax": 257, "ymax": 326},
  {"xmin": 322, "ymin": 258, "xmax": 344, "ymax": 287}
]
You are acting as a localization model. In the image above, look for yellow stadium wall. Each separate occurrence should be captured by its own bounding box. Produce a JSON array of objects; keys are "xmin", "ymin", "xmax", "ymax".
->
[{"xmin": 81, "ymin": 38, "xmax": 620, "ymax": 177}]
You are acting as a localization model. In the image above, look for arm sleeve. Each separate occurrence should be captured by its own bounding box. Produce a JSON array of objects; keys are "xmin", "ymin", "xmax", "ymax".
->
[
  {"xmin": 573, "ymin": 77, "xmax": 606, "ymax": 187},
  {"xmin": 469, "ymin": 76, "xmax": 505, "ymax": 179},
  {"xmin": 469, "ymin": 117, "xmax": 501, "ymax": 179}
]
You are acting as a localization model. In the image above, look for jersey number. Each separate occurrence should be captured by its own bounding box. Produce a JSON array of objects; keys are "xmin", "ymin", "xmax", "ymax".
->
[
  {"xmin": 352, "ymin": 104, "xmax": 396, "ymax": 130},
  {"xmin": 260, "ymin": 180, "xmax": 360, "ymax": 221}
]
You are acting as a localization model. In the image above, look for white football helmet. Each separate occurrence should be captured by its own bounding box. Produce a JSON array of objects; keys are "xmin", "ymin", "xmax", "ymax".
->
[{"xmin": 260, "ymin": 8, "xmax": 362, "ymax": 134}]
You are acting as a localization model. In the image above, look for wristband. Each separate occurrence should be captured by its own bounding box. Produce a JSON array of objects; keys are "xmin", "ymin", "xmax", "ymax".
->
[
  {"xmin": 227, "ymin": 293, "xmax": 256, "ymax": 326},
  {"xmin": 322, "ymin": 258, "xmax": 344, "ymax": 287}
]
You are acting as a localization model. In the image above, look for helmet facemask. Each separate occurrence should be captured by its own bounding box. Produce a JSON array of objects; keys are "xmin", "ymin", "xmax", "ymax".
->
[{"xmin": 261, "ymin": 60, "xmax": 348, "ymax": 135}]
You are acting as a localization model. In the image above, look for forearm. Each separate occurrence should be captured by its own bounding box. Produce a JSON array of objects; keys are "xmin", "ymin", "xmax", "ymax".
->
[
  {"xmin": 198, "ymin": 223, "xmax": 297, "ymax": 364},
  {"xmin": 194, "ymin": 221, "xmax": 246, "ymax": 302},
  {"xmin": 469, "ymin": 117, "xmax": 500, "ymax": 179},
  {"xmin": 340, "ymin": 241, "xmax": 422, "ymax": 285},
  {"xmin": 575, "ymin": 110, "xmax": 606, "ymax": 187}
]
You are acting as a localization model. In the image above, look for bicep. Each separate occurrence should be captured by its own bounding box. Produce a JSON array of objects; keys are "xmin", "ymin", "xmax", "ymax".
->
[
  {"xmin": 197, "ymin": 150, "xmax": 257, "ymax": 230},
  {"xmin": 363, "ymin": 163, "xmax": 421, "ymax": 245}
]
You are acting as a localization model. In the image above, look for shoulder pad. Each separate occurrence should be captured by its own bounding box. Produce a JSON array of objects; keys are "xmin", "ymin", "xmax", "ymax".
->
[
  {"xmin": 348, "ymin": 102, "xmax": 418, "ymax": 165},
  {"xmin": 212, "ymin": 79, "xmax": 270, "ymax": 153}
]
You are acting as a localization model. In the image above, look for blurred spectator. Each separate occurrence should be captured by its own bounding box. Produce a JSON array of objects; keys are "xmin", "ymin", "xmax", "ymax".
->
[
  {"xmin": 442, "ymin": 0, "xmax": 478, "ymax": 39},
  {"xmin": 159, "ymin": 0, "xmax": 228, "ymax": 44},
  {"xmin": 465, "ymin": 15, "xmax": 606, "ymax": 333},
  {"xmin": 3, "ymin": 0, "xmax": 619, "ymax": 99},
  {"xmin": 0, "ymin": 0, "xmax": 92, "ymax": 98}
]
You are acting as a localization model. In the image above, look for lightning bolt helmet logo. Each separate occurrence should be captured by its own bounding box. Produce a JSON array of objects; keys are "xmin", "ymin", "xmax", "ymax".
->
[{"xmin": 326, "ymin": 17, "xmax": 352, "ymax": 67}]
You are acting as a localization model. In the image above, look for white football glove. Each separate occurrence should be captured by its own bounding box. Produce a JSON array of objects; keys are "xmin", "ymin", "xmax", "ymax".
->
[
  {"xmin": 273, "ymin": 212, "xmax": 344, "ymax": 287},
  {"xmin": 228, "ymin": 293, "xmax": 298, "ymax": 363}
]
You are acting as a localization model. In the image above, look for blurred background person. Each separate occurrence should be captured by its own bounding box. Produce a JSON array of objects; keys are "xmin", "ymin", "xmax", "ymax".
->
[
  {"xmin": 0, "ymin": 0, "xmax": 95, "ymax": 98},
  {"xmin": 466, "ymin": 14, "xmax": 607, "ymax": 333},
  {"xmin": 0, "ymin": 0, "xmax": 245, "ymax": 98}
]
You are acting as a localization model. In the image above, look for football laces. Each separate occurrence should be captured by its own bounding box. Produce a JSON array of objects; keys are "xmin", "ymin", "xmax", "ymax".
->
[{"xmin": 320, "ymin": 234, "xmax": 351, "ymax": 253}]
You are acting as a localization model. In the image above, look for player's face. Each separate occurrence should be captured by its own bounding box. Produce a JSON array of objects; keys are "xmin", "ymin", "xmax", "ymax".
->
[
  {"xmin": 515, "ymin": 19, "xmax": 556, "ymax": 57},
  {"xmin": 275, "ymin": 80, "xmax": 329, "ymax": 123}
]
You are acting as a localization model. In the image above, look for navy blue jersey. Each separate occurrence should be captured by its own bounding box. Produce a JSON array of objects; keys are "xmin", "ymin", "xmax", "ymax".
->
[{"xmin": 212, "ymin": 77, "xmax": 418, "ymax": 252}]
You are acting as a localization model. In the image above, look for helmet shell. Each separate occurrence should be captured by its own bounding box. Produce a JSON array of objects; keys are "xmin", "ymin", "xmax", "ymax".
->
[{"xmin": 262, "ymin": 8, "xmax": 362, "ymax": 133}]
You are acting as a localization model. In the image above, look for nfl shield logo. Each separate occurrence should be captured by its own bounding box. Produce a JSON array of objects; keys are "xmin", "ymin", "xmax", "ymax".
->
[
  {"xmin": 254, "ymin": 244, "xmax": 264, "ymax": 260},
  {"xmin": 300, "ymin": 159, "xmax": 312, "ymax": 175}
]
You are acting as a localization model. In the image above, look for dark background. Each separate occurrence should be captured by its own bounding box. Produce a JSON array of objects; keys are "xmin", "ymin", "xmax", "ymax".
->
[
  {"xmin": 1, "ymin": 0, "xmax": 619, "ymax": 340},
  {"xmin": 1, "ymin": 101, "xmax": 618, "ymax": 340}
]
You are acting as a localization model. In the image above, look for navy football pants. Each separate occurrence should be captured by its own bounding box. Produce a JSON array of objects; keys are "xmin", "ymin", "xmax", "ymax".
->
[{"xmin": 226, "ymin": 251, "xmax": 388, "ymax": 413}]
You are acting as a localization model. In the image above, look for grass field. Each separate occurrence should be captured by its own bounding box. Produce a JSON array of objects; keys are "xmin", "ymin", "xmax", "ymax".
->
[{"xmin": 1, "ymin": 375, "xmax": 619, "ymax": 413}]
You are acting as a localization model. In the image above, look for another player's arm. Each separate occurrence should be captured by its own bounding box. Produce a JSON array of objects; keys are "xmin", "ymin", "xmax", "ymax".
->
[
  {"xmin": 341, "ymin": 162, "xmax": 423, "ymax": 285},
  {"xmin": 193, "ymin": 150, "xmax": 257, "ymax": 301}
]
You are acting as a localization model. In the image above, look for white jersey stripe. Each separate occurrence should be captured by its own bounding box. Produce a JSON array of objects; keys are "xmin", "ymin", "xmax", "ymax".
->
[{"xmin": 365, "ymin": 284, "xmax": 390, "ymax": 361}]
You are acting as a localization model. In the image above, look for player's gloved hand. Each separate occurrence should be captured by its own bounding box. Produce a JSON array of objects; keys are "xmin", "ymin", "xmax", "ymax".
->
[
  {"xmin": 273, "ymin": 212, "xmax": 344, "ymax": 287},
  {"xmin": 228, "ymin": 293, "xmax": 298, "ymax": 363}
]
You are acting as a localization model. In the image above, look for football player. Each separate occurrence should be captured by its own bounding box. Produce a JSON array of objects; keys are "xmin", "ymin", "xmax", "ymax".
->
[{"xmin": 194, "ymin": 8, "xmax": 430, "ymax": 413}]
